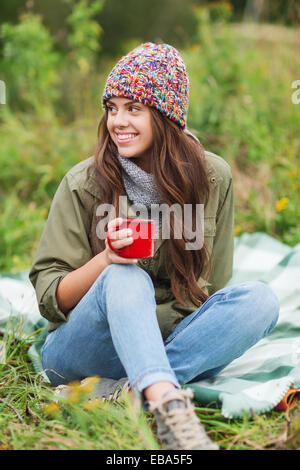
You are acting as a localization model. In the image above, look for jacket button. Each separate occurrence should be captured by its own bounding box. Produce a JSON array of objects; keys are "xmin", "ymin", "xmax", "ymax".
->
[
  {"xmin": 142, "ymin": 259, "xmax": 148, "ymax": 266},
  {"xmin": 210, "ymin": 177, "xmax": 216, "ymax": 183}
]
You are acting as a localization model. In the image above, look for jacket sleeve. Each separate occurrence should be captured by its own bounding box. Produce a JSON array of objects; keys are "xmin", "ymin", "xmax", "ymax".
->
[
  {"xmin": 207, "ymin": 170, "xmax": 234, "ymax": 295},
  {"xmin": 29, "ymin": 173, "xmax": 93, "ymax": 324}
]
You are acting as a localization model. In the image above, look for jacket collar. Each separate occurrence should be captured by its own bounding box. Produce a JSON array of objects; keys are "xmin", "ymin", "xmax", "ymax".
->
[
  {"xmin": 83, "ymin": 151, "xmax": 219, "ymax": 198},
  {"xmin": 83, "ymin": 152, "xmax": 219, "ymax": 254}
]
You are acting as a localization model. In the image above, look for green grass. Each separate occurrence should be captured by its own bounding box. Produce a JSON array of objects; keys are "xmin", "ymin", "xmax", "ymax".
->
[
  {"xmin": 0, "ymin": 327, "xmax": 160, "ymax": 450},
  {"xmin": 1, "ymin": 19, "xmax": 300, "ymax": 450},
  {"xmin": 0, "ymin": 328, "xmax": 299, "ymax": 450}
]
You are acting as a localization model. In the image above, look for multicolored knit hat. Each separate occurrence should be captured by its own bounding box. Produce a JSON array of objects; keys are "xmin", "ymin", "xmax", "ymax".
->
[{"xmin": 102, "ymin": 42, "xmax": 189, "ymax": 129}]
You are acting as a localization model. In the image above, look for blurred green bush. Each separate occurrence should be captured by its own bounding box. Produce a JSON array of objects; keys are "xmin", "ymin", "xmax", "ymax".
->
[{"xmin": 0, "ymin": 14, "xmax": 60, "ymax": 112}]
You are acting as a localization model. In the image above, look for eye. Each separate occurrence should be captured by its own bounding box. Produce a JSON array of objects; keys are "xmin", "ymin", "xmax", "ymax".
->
[
  {"xmin": 106, "ymin": 105, "xmax": 117, "ymax": 113},
  {"xmin": 129, "ymin": 105, "xmax": 140, "ymax": 113}
]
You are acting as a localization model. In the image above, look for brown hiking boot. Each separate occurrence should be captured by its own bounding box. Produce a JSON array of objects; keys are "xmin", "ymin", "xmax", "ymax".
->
[{"xmin": 148, "ymin": 388, "xmax": 219, "ymax": 450}]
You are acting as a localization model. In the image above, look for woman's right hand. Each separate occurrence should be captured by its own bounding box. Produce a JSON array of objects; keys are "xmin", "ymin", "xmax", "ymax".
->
[{"xmin": 104, "ymin": 217, "xmax": 137, "ymax": 265}]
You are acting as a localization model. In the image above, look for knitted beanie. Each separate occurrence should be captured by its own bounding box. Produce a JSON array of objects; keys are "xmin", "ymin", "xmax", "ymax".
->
[{"xmin": 102, "ymin": 42, "xmax": 189, "ymax": 129}]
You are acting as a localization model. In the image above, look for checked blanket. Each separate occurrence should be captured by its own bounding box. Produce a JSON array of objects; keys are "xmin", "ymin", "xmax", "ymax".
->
[{"xmin": 1, "ymin": 232, "xmax": 300, "ymax": 418}]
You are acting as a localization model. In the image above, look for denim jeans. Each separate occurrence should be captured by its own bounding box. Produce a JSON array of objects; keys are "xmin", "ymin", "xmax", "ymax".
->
[{"xmin": 41, "ymin": 264, "xmax": 280, "ymax": 398}]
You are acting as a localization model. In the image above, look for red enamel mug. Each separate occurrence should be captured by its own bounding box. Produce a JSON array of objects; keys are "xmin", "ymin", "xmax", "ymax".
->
[{"xmin": 107, "ymin": 218, "xmax": 156, "ymax": 259}]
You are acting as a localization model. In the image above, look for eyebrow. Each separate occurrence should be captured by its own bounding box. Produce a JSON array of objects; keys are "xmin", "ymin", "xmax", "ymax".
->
[{"xmin": 106, "ymin": 98, "xmax": 138, "ymax": 107}]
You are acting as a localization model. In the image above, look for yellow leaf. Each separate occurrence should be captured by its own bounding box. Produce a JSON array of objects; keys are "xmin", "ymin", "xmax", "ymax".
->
[
  {"xmin": 289, "ymin": 170, "xmax": 298, "ymax": 179},
  {"xmin": 276, "ymin": 197, "xmax": 289, "ymax": 212},
  {"xmin": 83, "ymin": 398, "xmax": 102, "ymax": 410},
  {"xmin": 43, "ymin": 402, "xmax": 60, "ymax": 414},
  {"xmin": 79, "ymin": 376, "xmax": 100, "ymax": 394},
  {"xmin": 40, "ymin": 208, "xmax": 48, "ymax": 218},
  {"xmin": 234, "ymin": 225, "xmax": 242, "ymax": 236}
]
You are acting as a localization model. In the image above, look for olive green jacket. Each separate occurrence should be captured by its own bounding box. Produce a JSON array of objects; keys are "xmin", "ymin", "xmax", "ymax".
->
[{"xmin": 29, "ymin": 151, "xmax": 234, "ymax": 340}]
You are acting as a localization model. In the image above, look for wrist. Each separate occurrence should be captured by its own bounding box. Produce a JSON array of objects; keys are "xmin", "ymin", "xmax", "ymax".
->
[{"xmin": 100, "ymin": 248, "xmax": 111, "ymax": 267}]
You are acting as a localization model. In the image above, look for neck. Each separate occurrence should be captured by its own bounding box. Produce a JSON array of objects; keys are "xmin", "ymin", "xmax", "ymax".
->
[{"xmin": 130, "ymin": 156, "xmax": 152, "ymax": 174}]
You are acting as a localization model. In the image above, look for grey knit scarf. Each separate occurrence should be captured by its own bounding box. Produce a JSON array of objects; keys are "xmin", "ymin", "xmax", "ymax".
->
[{"xmin": 117, "ymin": 153, "xmax": 164, "ymax": 238}]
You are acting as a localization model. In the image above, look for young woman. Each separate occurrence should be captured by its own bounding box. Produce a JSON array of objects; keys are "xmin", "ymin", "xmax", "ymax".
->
[{"xmin": 29, "ymin": 43, "xmax": 280, "ymax": 450}]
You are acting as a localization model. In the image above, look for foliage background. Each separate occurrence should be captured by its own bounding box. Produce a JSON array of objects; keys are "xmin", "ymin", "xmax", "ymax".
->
[
  {"xmin": 0, "ymin": 0, "xmax": 300, "ymax": 450},
  {"xmin": 0, "ymin": 0, "xmax": 299, "ymax": 272}
]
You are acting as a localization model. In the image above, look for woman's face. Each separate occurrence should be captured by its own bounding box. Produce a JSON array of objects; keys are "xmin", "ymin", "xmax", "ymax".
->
[{"xmin": 106, "ymin": 96, "xmax": 153, "ymax": 172}]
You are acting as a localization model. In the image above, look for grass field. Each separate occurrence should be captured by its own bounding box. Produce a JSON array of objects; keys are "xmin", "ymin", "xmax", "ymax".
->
[
  {"xmin": 0, "ymin": 18, "xmax": 300, "ymax": 450},
  {"xmin": 1, "ymin": 329, "xmax": 300, "ymax": 451}
]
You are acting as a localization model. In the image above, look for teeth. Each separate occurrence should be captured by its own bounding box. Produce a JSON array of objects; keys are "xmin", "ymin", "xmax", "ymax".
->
[{"xmin": 117, "ymin": 134, "xmax": 136, "ymax": 140}]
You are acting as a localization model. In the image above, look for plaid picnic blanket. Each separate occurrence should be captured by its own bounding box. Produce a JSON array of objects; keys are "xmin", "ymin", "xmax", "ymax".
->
[
  {"xmin": 188, "ymin": 232, "xmax": 300, "ymax": 417},
  {"xmin": 1, "ymin": 232, "xmax": 300, "ymax": 418}
]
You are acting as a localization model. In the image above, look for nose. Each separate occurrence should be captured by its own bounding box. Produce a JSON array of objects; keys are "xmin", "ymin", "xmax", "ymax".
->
[{"xmin": 112, "ymin": 109, "xmax": 129, "ymax": 128}]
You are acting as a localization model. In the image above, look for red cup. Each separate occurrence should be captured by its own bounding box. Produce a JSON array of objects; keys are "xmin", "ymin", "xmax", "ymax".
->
[{"xmin": 107, "ymin": 218, "xmax": 155, "ymax": 259}]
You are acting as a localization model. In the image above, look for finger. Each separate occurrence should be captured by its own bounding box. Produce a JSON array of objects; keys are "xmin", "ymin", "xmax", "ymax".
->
[
  {"xmin": 109, "ymin": 236, "xmax": 133, "ymax": 250},
  {"xmin": 110, "ymin": 252, "xmax": 138, "ymax": 264},
  {"xmin": 107, "ymin": 217, "xmax": 124, "ymax": 231},
  {"xmin": 109, "ymin": 228, "xmax": 132, "ymax": 241},
  {"xmin": 116, "ymin": 257, "xmax": 138, "ymax": 264}
]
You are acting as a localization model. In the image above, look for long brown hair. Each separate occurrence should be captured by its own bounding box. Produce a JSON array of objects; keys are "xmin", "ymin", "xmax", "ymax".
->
[{"xmin": 88, "ymin": 106, "xmax": 212, "ymax": 308}]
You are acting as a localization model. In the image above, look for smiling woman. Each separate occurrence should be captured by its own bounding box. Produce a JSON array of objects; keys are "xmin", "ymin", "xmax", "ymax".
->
[
  {"xmin": 105, "ymin": 97, "xmax": 153, "ymax": 172},
  {"xmin": 29, "ymin": 42, "xmax": 280, "ymax": 451}
]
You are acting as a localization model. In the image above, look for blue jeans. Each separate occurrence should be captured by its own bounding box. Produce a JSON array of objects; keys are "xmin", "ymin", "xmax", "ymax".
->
[{"xmin": 41, "ymin": 264, "xmax": 279, "ymax": 397}]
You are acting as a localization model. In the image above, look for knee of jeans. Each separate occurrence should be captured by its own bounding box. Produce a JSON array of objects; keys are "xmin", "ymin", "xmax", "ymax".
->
[
  {"xmin": 242, "ymin": 281, "xmax": 280, "ymax": 332},
  {"xmin": 98, "ymin": 263, "xmax": 155, "ymax": 294}
]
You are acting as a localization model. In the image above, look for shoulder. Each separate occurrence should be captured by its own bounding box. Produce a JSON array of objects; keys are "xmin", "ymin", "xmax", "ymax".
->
[
  {"xmin": 62, "ymin": 156, "xmax": 101, "ymax": 199},
  {"xmin": 184, "ymin": 129, "xmax": 232, "ymax": 184},
  {"xmin": 64, "ymin": 156, "xmax": 95, "ymax": 188},
  {"xmin": 204, "ymin": 151, "xmax": 234, "ymax": 215},
  {"xmin": 204, "ymin": 150, "xmax": 232, "ymax": 186}
]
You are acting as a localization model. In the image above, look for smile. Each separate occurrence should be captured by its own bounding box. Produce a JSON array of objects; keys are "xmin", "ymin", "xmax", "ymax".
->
[{"xmin": 116, "ymin": 133, "xmax": 138, "ymax": 144}]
